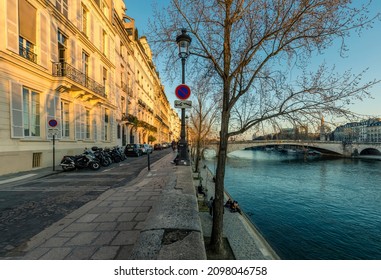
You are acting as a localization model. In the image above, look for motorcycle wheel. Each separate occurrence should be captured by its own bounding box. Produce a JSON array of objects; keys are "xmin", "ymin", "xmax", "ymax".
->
[
  {"xmin": 113, "ymin": 155, "xmax": 121, "ymax": 163},
  {"xmin": 62, "ymin": 165, "xmax": 76, "ymax": 171},
  {"xmin": 89, "ymin": 161, "xmax": 101, "ymax": 170},
  {"xmin": 100, "ymin": 158, "xmax": 112, "ymax": 167}
]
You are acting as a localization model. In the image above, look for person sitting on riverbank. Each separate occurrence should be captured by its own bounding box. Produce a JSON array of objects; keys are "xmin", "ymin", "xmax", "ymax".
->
[
  {"xmin": 231, "ymin": 200, "xmax": 242, "ymax": 214},
  {"xmin": 197, "ymin": 184, "xmax": 207, "ymax": 197},
  {"xmin": 224, "ymin": 198, "xmax": 233, "ymax": 208}
]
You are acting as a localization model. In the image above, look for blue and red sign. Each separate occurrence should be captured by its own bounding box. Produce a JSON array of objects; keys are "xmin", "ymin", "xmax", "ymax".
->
[
  {"xmin": 48, "ymin": 119, "xmax": 58, "ymax": 127},
  {"xmin": 175, "ymin": 84, "xmax": 191, "ymax": 100}
]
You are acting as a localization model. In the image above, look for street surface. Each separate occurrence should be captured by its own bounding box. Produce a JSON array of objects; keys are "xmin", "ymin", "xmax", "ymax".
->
[{"xmin": 0, "ymin": 149, "xmax": 172, "ymax": 257}]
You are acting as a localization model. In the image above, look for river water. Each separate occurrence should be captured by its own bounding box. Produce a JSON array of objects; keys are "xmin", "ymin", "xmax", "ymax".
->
[{"xmin": 204, "ymin": 150, "xmax": 381, "ymax": 260}]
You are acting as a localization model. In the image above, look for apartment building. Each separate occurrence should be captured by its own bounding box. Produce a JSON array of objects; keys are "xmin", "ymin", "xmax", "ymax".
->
[
  {"xmin": 333, "ymin": 118, "xmax": 381, "ymax": 143},
  {"xmin": 0, "ymin": 0, "xmax": 175, "ymax": 175}
]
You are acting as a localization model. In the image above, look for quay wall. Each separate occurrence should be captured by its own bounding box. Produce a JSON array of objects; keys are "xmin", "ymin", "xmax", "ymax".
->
[{"xmin": 196, "ymin": 161, "xmax": 280, "ymax": 260}]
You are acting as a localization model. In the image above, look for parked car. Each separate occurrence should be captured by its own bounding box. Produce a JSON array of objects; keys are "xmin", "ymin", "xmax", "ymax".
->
[
  {"xmin": 142, "ymin": 144, "xmax": 153, "ymax": 154},
  {"xmin": 124, "ymin": 144, "xmax": 142, "ymax": 157},
  {"xmin": 154, "ymin": 143, "xmax": 163, "ymax": 150},
  {"xmin": 161, "ymin": 142, "xmax": 169, "ymax": 149}
]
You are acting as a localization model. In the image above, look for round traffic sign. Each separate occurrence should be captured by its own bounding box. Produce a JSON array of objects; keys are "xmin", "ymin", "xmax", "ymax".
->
[
  {"xmin": 175, "ymin": 84, "xmax": 191, "ymax": 100},
  {"xmin": 48, "ymin": 119, "xmax": 58, "ymax": 127}
]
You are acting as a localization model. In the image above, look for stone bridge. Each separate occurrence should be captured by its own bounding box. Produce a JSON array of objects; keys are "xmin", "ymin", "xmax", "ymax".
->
[{"xmin": 204, "ymin": 140, "xmax": 381, "ymax": 157}]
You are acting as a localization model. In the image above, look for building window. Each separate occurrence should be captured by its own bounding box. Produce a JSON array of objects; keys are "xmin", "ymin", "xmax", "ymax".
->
[
  {"xmin": 61, "ymin": 101, "xmax": 70, "ymax": 138},
  {"xmin": 23, "ymin": 87, "xmax": 40, "ymax": 137},
  {"xmin": 56, "ymin": 0, "xmax": 68, "ymax": 18},
  {"xmin": 82, "ymin": 51, "xmax": 89, "ymax": 76},
  {"xmin": 57, "ymin": 30, "xmax": 67, "ymax": 74},
  {"xmin": 103, "ymin": 67, "xmax": 107, "ymax": 88},
  {"xmin": 19, "ymin": 36, "xmax": 37, "ymax": 63},
  {"xmin": 18, "ymin": 0, "xmax": 37, "ymax": 62},
  {"xmin": 101, "ymin": 30, "xmax": 107, "ymax": 55}
]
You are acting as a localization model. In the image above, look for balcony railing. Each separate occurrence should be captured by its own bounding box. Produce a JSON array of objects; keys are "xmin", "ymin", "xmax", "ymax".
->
[
  {"xmin": 52, "ymin": 62, "xmax": 106, "ymax": 97},
  {"xmin": 19, "ymin": 46, "xmax": 37, "ymax": 63}
]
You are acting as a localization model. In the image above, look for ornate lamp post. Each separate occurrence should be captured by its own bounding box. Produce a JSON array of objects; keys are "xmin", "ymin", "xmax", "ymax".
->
[{"xmin": 175, "ymin": 29, "xmax": 192, "ymax": 165}]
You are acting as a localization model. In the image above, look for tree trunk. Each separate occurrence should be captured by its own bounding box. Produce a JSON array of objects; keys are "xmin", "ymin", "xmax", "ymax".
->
[{"xmin": 210, "ymin": 106, "xmax": 230, "ymax": 254}]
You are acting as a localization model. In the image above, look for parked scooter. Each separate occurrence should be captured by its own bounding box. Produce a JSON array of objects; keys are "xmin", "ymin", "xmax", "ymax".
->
[{"xmin": 60, "ymin": 149, "xmax": 101, "ymax": 171}]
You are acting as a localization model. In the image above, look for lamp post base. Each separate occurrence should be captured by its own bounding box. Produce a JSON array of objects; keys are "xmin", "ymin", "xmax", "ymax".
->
[{"xmin": 175, "ymin": 142, "xmax": 190, "ymax": 166}]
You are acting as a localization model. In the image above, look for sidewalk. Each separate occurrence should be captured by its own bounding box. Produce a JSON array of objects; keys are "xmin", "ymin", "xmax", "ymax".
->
[
  {"xmin": 3, "ymin": 153, "xmax": 206, "ymax": 260},
  {"xmin": 1, "ymin": 154, "xmax": 279, "ymax": 260}
]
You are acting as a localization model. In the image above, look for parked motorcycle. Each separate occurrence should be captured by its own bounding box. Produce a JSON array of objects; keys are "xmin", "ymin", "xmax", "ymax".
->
[
  {"xmin": 60, "ymin": 149, "xmax": 101, "ymax": 171},
  {"xmin": 91, "ymin": 146, "xmax": 113, "ymax": 167},
  {"xmin": 105, "ymin": 146, "xmax": 124, "ymax": 163}
]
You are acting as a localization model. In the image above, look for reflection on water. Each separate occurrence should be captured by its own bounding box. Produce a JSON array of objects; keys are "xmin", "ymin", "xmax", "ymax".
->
[{"xmin": 205, "ymin": 150, "xmax": 381, "ymax": 259}]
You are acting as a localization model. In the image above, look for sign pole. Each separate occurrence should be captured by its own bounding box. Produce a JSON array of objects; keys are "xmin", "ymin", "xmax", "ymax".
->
[
  {"xmin": 53, "ymin": 134, "xmax": 56, "ymax": 171},
  {"xmin": 48, "ymin": 119, "xmax": 58, "ymax": 171}
]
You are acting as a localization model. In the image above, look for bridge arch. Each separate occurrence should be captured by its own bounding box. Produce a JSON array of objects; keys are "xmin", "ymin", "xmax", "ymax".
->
[{"xmin": 359, "ymin": 148, "xmax": 381, "ymax": 156}]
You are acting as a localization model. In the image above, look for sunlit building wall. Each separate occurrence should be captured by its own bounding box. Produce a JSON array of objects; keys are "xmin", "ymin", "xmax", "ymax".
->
[{"xmin": 0, "ymin": 0, "xmax": 176, "ymax": 175}]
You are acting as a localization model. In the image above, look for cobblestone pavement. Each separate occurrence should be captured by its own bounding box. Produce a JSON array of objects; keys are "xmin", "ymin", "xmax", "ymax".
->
[
  {"xmin": 2, "ymin": 153, "xmax": 175, "ymax": 260},
  {"xmin": 0, "ymin": 150, "xmax": 172, "ymax": 258}
]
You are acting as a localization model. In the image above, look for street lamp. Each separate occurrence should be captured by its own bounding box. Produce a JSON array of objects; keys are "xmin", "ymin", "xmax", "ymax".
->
[{"xmin": 175, "ymin": 29, "xmax": 192, "ymax": 166}]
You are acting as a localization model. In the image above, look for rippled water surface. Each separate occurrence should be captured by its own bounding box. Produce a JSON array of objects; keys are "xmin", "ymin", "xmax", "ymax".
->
[{"xmin": 205, "ymin": 150, "xmax": 381, "ymax": 259}]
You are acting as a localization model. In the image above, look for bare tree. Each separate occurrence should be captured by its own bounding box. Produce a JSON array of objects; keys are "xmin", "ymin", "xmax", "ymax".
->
[
  {"xmin": 190, "ymin": 78, "xmax": 219, "ymax": 173},
  {"xmin": 149, "ymin": 0, "xmax": 380, "ymax": 254}
]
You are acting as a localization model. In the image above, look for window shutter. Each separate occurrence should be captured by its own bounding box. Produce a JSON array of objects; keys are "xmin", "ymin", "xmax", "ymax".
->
[
  {"xmin": 40, "ymin": 12, "xmax": 48, "ymax": 68},
  {"xmin": 71, "ymin": 40, "xmax": 77, "ymax": 68},
  {"xmin": 110, "ymin": 110, "xmax": 115, "ymax": 142},
  {"xmin": 75, "ymin": 103, "xmax": 81, "ymax": 140},
  {"xmin": 93, "ymin": 108, "xmax": 99, "ymax": 141},
  {"xmin": 6, "ymin": 0, "xmax": 18, "ymax": 52},
  {"xmin": 19, "ymin": 0, "xmax": 36, "ymax": 44},
  {"xmin": 10, "ymin": 81, "xmax": 24, "ymax": 138},
  {"xmin": 101, "ymin": 107, "xmax": 105, "ymax": 141},
  {"xmin": 50, "ymin": 23, "xmax": 58, "ymax": 62}
]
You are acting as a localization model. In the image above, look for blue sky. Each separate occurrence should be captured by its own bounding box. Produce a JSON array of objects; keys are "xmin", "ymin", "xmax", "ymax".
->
[{"xmin": 124, "ymin": 0, "xmax": 381, "ymax": 119}]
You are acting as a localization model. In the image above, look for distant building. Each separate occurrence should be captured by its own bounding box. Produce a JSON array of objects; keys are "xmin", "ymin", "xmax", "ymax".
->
[{"xmin": 333, "ymin": 118, "xmax": 381, "ymax": 143}]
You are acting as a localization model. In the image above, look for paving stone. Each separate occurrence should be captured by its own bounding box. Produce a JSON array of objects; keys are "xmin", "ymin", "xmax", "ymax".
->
[
  {"xmin": 111, "ymin": 231, "xmax": 140, "ymax": 246},
  {"xmin": 117, "ymin": 213, "xmax": 137, "ymax": 222},
  {"xmin": 65, "ymin": 246, "xmax": 97, "ymax": 260},
  {"xmin": 93, "ymin": 212, "xmax": 122, "ymax": 223},
  {"xmin": 109, "ymin": 207, "xmax": 136, "ymax": 213},
  {"xmin": 76, "ymin": 213, "xmax": 99, "ymax": 223},
  {"xmin": 133, "ymin": 206, "xmax": 151, "ymax": 213},
  {"xmin": 63, "ymin": 222, "xmax": 99, "ymax": 232},
  {"xmin": 91, "ymin": 246, "xmax": 120, "ymax": 260},
  {"xmin": 96, "ymin": 222, "xmax": 118, "ymax": 231},
  {"xmin": 40, "ymin": 237, "xmax": 70, "ymax": 248},
  {"xmin": 114, "ymin": 245, "xmax": 134, "ymax": 260},
  {"xmin": 23, "ymin": 247, "xmax": 50, "ymax": 260},
  {"xmin": 116, "ymin": 222, "xmax": 137, "ymax": 231},
  {"xmin": 93, "ymin": 231, "xmax": 118, "ymax": 245},
  {"xmin": 39, "ymin": 247, "xmax": 72, "ymax": 260},
  {"xmin": 124, "ymin": 200, "xmax": 144, "ymax": 207},
  {"xmin": 66, "ymin": 232, "xmax": 100, "ymax": 246},
  {"xmin": 134, "ymin": 213, "xmax": 149, "ymax": 221}
]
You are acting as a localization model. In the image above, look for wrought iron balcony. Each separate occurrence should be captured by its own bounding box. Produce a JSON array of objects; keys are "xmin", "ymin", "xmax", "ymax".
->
[
  {"xmin": 52, "ymin": 62, "xmax": 106, "ymax": 97},
  {"xmin": 19, "ymin": 46, "xmax": 37, "ymax": 63}
]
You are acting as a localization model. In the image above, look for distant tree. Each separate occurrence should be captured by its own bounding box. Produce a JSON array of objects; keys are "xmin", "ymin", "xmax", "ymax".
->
[
  {"xmin": 190, "ymin": 79, "xmax": 219, "ymax": 173},
  {"xmin": 149, "ymin": 0, "xmax": 380, "ymax": 255},
  {"xmin": 148, "ymin": 135, "xmax": 156, "ymax": 143}
]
